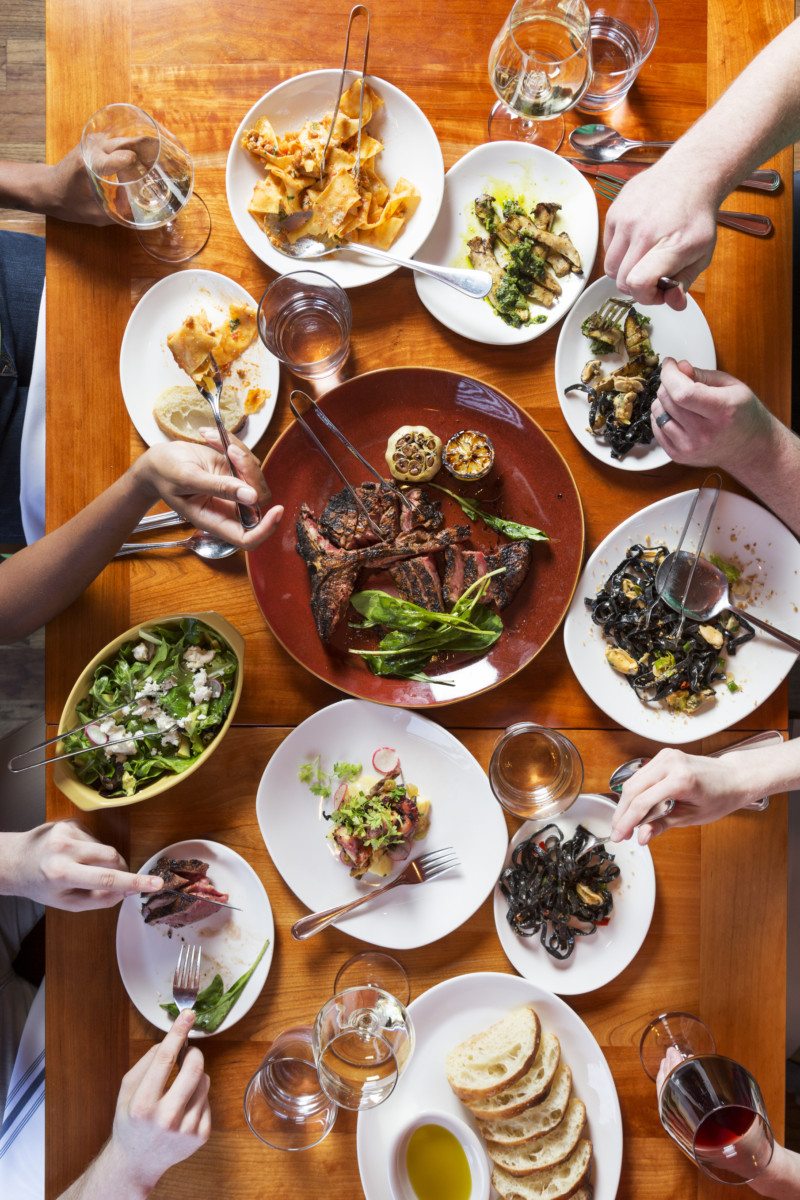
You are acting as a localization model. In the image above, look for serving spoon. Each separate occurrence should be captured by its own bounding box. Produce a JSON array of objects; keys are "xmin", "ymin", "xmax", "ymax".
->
[
  {"xmin": 569, "ymin": 123, "xmax": 781, "ymax": 191},
  {"xmin": 276, "ymin": 233, "xmax": 493, "ymax": 299},
  {"xmin": 655, "ymin": 550, "xmax": 800, "ymax": 653},
  {"xmin": 114, "ymin": 532, "xmax": 238, "ymax": 560}
]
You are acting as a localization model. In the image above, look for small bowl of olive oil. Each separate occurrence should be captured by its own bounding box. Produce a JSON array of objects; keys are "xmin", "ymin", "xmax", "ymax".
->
[{"xmin": 388, "ymin": 1110, "xmax": 490, "ymax": 1200}]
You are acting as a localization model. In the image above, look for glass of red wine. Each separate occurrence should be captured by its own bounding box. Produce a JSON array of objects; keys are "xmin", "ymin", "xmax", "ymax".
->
[{"xmin": 640, "ymin": 1012, "xmax": 774, "ymax": 1185}]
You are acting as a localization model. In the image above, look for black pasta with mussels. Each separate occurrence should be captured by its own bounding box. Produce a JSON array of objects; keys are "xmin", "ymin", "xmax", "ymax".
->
[
  {"xmin": 500, "ymin": 824, "xmax": 620, "ymax": 961},
  {"xmin": 586, "ymin": 543, "xmax": 755, "ymax": 713}
]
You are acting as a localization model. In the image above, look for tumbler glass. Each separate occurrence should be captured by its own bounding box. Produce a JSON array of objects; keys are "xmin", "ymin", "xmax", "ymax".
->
[
  {"xmin": 258, "ymin": 270, "xmax": 352, "ymax": 379},
  {"xmin": 577, "ymin": 0, "xmax": 659, "ymax": 113}
]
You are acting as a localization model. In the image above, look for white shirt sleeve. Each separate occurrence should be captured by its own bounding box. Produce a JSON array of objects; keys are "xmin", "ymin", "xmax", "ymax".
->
[
  {"xmin": 0, "ymin": 980, "xmax": 44, "ymax": 1200},
  {"xmin": 19, "ymin": 284, "xmax": 46, "ymax": 545}
]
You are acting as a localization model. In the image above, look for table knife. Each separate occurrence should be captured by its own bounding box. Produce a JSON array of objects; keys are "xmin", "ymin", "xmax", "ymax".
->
[{"xmin": 565, "ymin": 158, "xmax": 781, "ymax": 193}]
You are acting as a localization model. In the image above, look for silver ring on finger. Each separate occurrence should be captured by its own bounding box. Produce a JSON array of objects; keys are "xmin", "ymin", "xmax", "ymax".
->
[{"xmin": 655, "ymin": 410, "xmax": 673, "ymax": 429}]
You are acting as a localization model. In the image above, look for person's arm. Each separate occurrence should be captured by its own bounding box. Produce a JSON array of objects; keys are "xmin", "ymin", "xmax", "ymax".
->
[
  {"xmin": 59, "ymin": 1012, "xmax": 210, "ymax": 1200},
  {"xmin": 603, "ymin": 16, "xmax": 800, "ymax": 307},
  {"xmin": 650, "ymin": 359, "xmax": 800, "ymax": 537},
  {"xmin": 0, "ymin": 144, "xmax": 137, "ymax": 225},
  {"xmin": 0, "ymin": 435, "xmax": 283, "ymax": 643},
  {"xmin": 611, "ymin": 739, "xmax": 800, "ymax": 845},
  {"xmin": 751, "ymin": 1145, "xmax": 800, "ymax": 1198}
]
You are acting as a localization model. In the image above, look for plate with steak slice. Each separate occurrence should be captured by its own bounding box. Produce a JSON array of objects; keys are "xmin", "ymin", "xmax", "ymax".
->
[
  {"xmin": 249, "ymin": 367, "xmax": 584, "ymax": 707},
  {"xmin": 116, "ymin": 839, "xmax": 274, "ymax": 1037}
]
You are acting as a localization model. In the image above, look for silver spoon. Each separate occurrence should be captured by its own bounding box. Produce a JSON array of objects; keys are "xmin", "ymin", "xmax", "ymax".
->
[
  {"xmin": 656, "ymin": 551, "xmax": 800, "ymax": 653},
  {"xmin": 114, "ymin": 532, "xmax": 238, "ymax": 560},
  {"xmin": 276, "ymin": 233, "xmax": 493, "ymax": 299}
]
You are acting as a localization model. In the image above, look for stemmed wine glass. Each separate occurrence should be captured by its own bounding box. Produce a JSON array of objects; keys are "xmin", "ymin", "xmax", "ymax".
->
[
  {"xmin": 488, "ymin": 0, "xmax": 593, "ymax": 151},
  {"xmin": 243, "ymin": 953, "xmax": 413, "ymax": 1150},
  {"xmin": 641, "ymin": 1012, "xmax": 775, "ymax": 1184},
  {"xmin": 80, "ymin": 103, "xmax": 211, "ymax": 263}
]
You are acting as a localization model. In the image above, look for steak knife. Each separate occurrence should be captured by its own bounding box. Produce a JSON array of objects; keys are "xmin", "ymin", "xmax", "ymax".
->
[{"xmin": 565, "ymin": 157, "xmax": 781, "ymax": 193}]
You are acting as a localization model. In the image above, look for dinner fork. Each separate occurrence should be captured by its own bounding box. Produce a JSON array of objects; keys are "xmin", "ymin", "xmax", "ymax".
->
[
  {"xmin": 290, "ymin": 847, "xmax": 460, "ymax": 940},
  {"xmin": 195, "ymin": 353, "xmax": 261, "ymax": 532},
  {"xmin": 594, "ymin": 174, "xmax": 774, "ymax": 238},
  {"xmin": 173, "ymin": 943, "xmax": 203, "ymax": 1013}
]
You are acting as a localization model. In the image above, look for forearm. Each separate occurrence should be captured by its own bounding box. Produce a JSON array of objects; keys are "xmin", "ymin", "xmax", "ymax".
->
[
  {"xmin": 58, "ymin": 1141, "xmax": 153, "ymax": 1200},
  {"xmin": 0, "ymin": 460, "xmax": 156, "ymax": 642},
  {"xmin": 0, "ymin": 161, "xmax": 55, "ymax": 214},
  {"xmin": 726, "ymin": 416, "xmax": 800, "ymax": 538},
  {"xmin": 724, "ymin": 739, "xmax": 800, "ymax": 807},
  {"xmin": 751, "ymin": 1143, "xmax": 800, "ymax": 1197},
  {"xmin": 650, "ymin": 17, "xmax": 800, "ymax": 204}
]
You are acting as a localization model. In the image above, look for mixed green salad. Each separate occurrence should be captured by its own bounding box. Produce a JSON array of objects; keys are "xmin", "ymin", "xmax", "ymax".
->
[
  {"xmin": 161, "ymin": 937, "xmax": 270, "ymax": 1033},
  {"xmin": 62, "ymin": 619, "xmax": 238, "ymax": 798}
]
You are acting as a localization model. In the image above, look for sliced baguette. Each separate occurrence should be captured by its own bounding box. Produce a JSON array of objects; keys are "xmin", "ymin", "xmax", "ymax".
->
[
  {"xmin": 482, "ymin": 1062, "xmax": 572, "ymax": 1146},
  {"xmin": 487, "ymin": 1097, "xmax": 586, "ymax": 1176},
  {"xmin": 446, "ymin": 1006, "xmax": 540, "ymax": 1103},
  {"xmin": 491, "ymin": 1139, "xmax": 592, "ymax": 1200},
  {"xmin": 154, "ymin": 386, "xmax": 246, "ymax": 444},
  {"xmin": 467, "ymin": 1029, "xmax": 560, "ymax": 1120}
]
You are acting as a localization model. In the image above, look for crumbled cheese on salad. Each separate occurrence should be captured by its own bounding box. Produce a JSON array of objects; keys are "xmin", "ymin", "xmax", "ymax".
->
[
  {"xmin": 99, "ymin": 718, "xmax": 137, "ymax": 760},
  {"xmin": 189, "ymin": 668, "xmax": 212, "ymax": 705},
  {"xmin": 132, "ymin": 642, "xmax": 153, "ymax": 663},
  {"xmin": 183, "ymin": 646, "xmax": 217, "ymax": 670}
]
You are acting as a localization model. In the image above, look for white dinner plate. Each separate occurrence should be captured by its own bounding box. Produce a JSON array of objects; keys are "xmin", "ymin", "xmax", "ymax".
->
[
  {"xmin": 554, "ymin": 275, "xmax": 716, "ymax": 472},
  {"xmin": 414, "ymin": 141, "xmax": 598, "ymax": 346},
  {"xmin": 119, "ymin": 269, "xmax": 279, "ymax": 449},
  {"xmin": 564, "ymin": 489, "xmax": 800, "ymax": 745},
  {"xmin": 116, "ymin": 838, "xmax": 275, "ymax": 1038},
  {"xmin": 255, "ymin": 700, "xmax": 508, "ymax": 949},
  {"xmin": 357, "ymin": 971, "xmax": 622, "ymax": 1200},
  {"xmin": 493, "ymin": 795, "xmax": 655, "ymax": 995},
  {"xmin": 225, "ymin": 69, "xmax": 444, "ymax": 289}
]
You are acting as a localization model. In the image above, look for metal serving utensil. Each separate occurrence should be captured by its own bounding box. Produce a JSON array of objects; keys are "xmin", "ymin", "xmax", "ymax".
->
[
  {"xmin": 566, "ymin": 155, "xmax": 781, "ymax": 193},
  {"xmin": 7, "ymin": 717, "xmax": 180, "ymax": 773},
  {"xmin": 642, "ymin": 473, "xmax": 720, "ymax": 634},
  {"xmin": 594, "ymin": 174, "xmax": 774, "ymax": 237},
  {"xmin": 291, "ymin": 847, "xmax": 459, "ymax": 940},
  {"xmin": 114, "ymin": 532, "xmax": 238, "ymax": 560},
  {"xmin": 158, "ymin": 889, "xmax": 242, "ymax": 913},
  {"xmin": 195, "ymin": 353, "xmax": 261, "ymax": 532},
  {"xmin": 132, "ymin": 508, "xmax": 185, "ymax": 534}
]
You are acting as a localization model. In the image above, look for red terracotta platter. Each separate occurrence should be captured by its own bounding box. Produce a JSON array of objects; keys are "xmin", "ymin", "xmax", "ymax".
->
[{"xmin": 249, "ymin": 367, "xmax": 584, "ymax": 706}]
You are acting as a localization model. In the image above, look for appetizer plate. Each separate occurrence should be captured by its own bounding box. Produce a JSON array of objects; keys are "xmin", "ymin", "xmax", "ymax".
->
[
  {"xmin": 116, "ymin": 838, "xmax": 274, "ymax": 1039},
  {"xmin": 493, "ymin": 794, "xmax": 655, "ymax": 995},
  {"xmin": 225, "ymin": 69, "xmax": 444, "ymax": 289},
  {"xmin": 119, "ymin": 269, "xmax": 279, "ymax": 449},
  {"xmin": 554, "ymin": 275, "xmax": 716, "ymax": 472},
  {"xmin": 414, "ymin": 141, "xmax": 598, "ymax": 346},
  {"xmin": 255, "ymin": 700, "xmax": 508, "ymax": 949},
  {"xmin": 357, "ymin": 971, "xmax": 622, "ymax": 1200},
  {"xmin": 564, "ymin": 489, "xmax": 800, "ymax": 745},
  {"xmin": 249, "ymin": 366, "xmax": 584, "ymax": 707},
  {"xmin": 53, "ymin": 611, "xmax": 244, "ymax": 811}
]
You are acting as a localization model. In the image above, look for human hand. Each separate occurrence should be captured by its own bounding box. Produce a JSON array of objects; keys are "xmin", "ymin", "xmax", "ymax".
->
[
  {"xmin": 133, "ymin": 435, "xmax": 284, "ymax": 550},
  {"xmin": 651, "ymin": 358, "xmax": 774, "ymax": 469},
  {"xmin": 610, "ymin": 748, "xmax": 750, "ymax": 845},
  {"xmin": 603, "ymin": 164, "xmax": 719, "ymax": 310},
  {"xmin": 0, "ymin": 820, "xmax": 164, "ymax": 910},
  {"xmin": 38, "ymin": 143, "xmax": 138, "ymax": 226},
  {"xmin": 104, "ymin": 1012, "xmax": 211, "ymax": 1193}
]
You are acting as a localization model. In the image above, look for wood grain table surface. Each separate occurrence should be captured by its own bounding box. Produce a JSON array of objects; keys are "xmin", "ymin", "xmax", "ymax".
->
[{"xmin": 43, "ymin": 0, "xmax": 794, "ymax": 1196}]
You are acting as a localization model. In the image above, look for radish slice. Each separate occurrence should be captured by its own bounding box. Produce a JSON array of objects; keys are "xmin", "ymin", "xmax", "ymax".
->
[
  {"xmin": 85, "ymin": 723, "xmax": 108, "ymax": 746},
  {"xmin": 372, "ymin": 747, "xmax": 399, "ymax": 774},
  {"xmin": 333, "ymin": 781, "xmax": 349, "ymax": 809},
  {"xmin": 208, "ymin": 678, "xmax": 223, "ymax": 699}
]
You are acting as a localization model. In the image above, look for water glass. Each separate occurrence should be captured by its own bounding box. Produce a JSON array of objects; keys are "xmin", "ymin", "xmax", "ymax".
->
[
  {"xmin": 641, "ymin": 1012, "xmax": 774, "ymax": 1185},
  {"xmin": 578, "ymin": 0, "xmax": 659, "ymax": 113},
  {"xmin": 489, "ymin": 723, "xmax": 583, "ymax": 819},
  {"xmin": 314, "ymin": 986, "xmax": 414, "ymax": 1111},
  {"xmin": 258, "ymin": 271, "xmax": 352, "ymax": 379},
  {"xmin": 243, "ymin": 1026, "xmax": 338, "ymax": 1152},
  {"xmin": 80, "ymin": 103, "xmax": 211, "ymax": 262}
]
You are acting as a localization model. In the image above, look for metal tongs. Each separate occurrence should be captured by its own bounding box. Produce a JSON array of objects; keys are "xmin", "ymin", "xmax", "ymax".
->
[
  {"xmin": 319, "ymin": 4, "xmax": 371, "ymax": 182},
  {"xmin": 7, "ymin": 699, "xmax": 179, "ymax": 774},
  {"xmin": 288, "ymin": 388, "xmax": 420, "ymax": 539},
  {"xmin": 644, "ymin": 472, "xmax": 721, "ymax": 633}
]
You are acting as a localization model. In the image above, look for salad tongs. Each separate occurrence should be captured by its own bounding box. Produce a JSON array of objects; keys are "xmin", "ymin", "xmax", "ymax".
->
[{"xmin": 7, "ymin": 704, "xmax": 179, "ymax": 773}]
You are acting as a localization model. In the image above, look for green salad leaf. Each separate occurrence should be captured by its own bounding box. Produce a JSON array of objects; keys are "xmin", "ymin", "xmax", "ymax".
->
[
  {"xmin": 161, "ymin": 938, "xmax": 270, "ymax": 1033},
  {"xmin": 709, "ymin": 553, "xmax": 741, "ymax": 585},
  {"xmin": 298, "ymin": 756, "xmax": 331, "ymax": 798},
  {"xmin": 426, "ymin": 483, "xmax": 549, "ymax": 542}
]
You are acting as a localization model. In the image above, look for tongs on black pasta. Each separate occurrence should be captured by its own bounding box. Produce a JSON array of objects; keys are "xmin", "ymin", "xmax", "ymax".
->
[{"xmin": 288, "ymin": 388, "xmax": 420, "ymax": 540}]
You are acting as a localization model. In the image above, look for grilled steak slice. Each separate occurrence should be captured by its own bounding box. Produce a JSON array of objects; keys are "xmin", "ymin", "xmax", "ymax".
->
[
  {"xmin": 297, "ymin": 505, "xmax": 360, "ymax": 641},
  {"xmin": 320, "ymin": 482, "xmax": 400, "ymax": 548},
  {"xmin": 357, "ymin": 525, "xmax": 471, "ymax": 570},
  {"xmin": 389, "ymin": 556, "xmax": 443, "ymax": 611},
  {"xmin": 484, "ymin": 542, "xmax": 533, "ymax": 609},
  {"xmin": 142, "ymin": 857, "xmax": 230, "ymax": 928},
  {"xmin": 442, "ymin": 546, "xmax": 488, "ymax": 606},
  {"xmin": 400, "ymin": 487, "xmax": 443, "ymax": 535}
]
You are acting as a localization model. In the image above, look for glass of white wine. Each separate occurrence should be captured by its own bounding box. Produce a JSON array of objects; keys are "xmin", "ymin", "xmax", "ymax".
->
[
  {"xmin": 488, "ymin": 0, "xmax": 593, "ymax": 150},
  {"xmin": 313, "ymin": 984, "xmax": 415, "ymax": 1111},
  {"xmin": 80, "ymin": 103, "xmax": 211, "ymax": 263}
]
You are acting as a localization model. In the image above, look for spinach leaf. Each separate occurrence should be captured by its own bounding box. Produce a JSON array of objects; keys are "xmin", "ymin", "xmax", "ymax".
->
[
  {"xmin": 427, "ymin": 483, "xmax": 549, "ymax": 542},
  {"xmin": 160, "ymin": 938, "xmax": 270, "ymax": 1033}
]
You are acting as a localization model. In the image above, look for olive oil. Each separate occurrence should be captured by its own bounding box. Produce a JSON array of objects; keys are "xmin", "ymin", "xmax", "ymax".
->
[{"xmin": 406, "ymin": 1124, "xmax": 472, "ymax": 1200}]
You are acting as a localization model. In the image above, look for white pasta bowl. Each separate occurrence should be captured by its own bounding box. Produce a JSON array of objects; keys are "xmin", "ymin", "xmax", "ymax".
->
[{"xmin": 225, "ymin": 69, "xmax": 444, "ymax": 289}]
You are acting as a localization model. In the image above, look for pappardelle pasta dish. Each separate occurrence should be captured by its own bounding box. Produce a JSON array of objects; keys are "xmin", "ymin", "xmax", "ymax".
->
[{"xmin": 240, "ymin": 79, "xmax": 420, "ymax": 250}]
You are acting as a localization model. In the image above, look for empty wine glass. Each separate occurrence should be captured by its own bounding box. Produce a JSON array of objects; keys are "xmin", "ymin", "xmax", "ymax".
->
[
  {"xmin": 314, "ymin": 984, "xmax": 415, "ymax": 1111},
  {"xmin": 641, "ymin": 1012, "xmax": 774, "ymax": 1184},
  {"xmin": 488, "ymin": 0, "xmax": 593, "ymax": 150},
  {"xmin": 243, "ymin": 1026, "xmax": 338, "ymax": 1151},
  {"xmin": 80, "ymin": 103, "xmax": 211, "ymax": 263}
]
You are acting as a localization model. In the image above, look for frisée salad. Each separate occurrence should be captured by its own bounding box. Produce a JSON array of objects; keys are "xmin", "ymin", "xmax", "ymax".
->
[{"xmin": 62, "ymin": 619, "xmax": 238, "ymax": 798}]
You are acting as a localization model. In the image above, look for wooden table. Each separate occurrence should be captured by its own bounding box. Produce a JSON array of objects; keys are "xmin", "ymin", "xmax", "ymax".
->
[{"xmin": 44, "ymin": 1, "xmax": 794, "ymax": 1196}]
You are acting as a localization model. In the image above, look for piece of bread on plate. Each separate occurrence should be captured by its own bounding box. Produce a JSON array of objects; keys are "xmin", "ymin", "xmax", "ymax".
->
[
  {"xmin": 446, "ymin": 1006, "xmax": 540, "ymax": 1103},
  {"xmin": 491, "ymin": 1139, "xmax": 592, "ymax": 1200},
  {"xmin": 467, "ymin": 1029, "xmax": 560, "ymax": 1120},
  {"xmin": 154, "ymin": 386, "xmax": 246, "ymax": 444},
  {"xmin": 481, "ymin": 1062, "xmax": 572, "ymax": 1146},
  {"xmin": 487, "ymin": 1096, "xmax": 586, "ymax": 1176}
]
